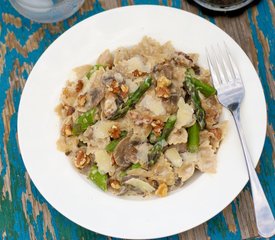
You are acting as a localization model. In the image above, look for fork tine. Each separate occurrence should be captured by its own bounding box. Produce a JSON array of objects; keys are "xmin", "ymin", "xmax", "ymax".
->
[
  {"xmin": 212, "ymin": 45, "xmax": 228, "ymax": 84},
  {"xmin": 217, "ymin": 44, "xmax": 233, "ymax": 82},
  {"xmin": 206, "ymin": 47, "xmax": 220, "ymax": 89},
  {"xmin": 224, "ymin": 43, "xmax": 243, "ymax": 84}
]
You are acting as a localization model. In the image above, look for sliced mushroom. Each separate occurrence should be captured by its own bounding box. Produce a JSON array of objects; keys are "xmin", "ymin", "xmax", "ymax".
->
[
  {"xmin": 192, "ymin": 64, "xmax": 201, "ymax": 75},
  {"xmin": 173, "ymin": 143, "xmax": 187, "ymax": 153},
  {"xmin": 162, "ymin": 84, "xmax": 184, "ymax": 115},
  {"xmin": 113, "ymin": 136, "xmax": 138, "ymax": 167},
  {"xmin": 85, "ymin": 69, "xmax": 106, "ymax": 109},
  {"xmin": 86, "ymin": 87, "xmax": 105, "ymax": 109},
  {"xmin": 162, "ymin": 93, "xmax": 179, "ymax": 114}
]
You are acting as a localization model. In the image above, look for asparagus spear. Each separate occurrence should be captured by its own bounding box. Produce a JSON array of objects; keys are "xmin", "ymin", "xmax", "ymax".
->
[
  {"xmin": 186, "ymin": 68, "xmax": 216, "ymax": 97},
  {"xmin": 187, "ymin": 121, "xmax": 200, "ymax": 153},
  {"xmin": 88, "ymin": 165, "xmax": 108, "ymax": 191},
  {"xmin": 109, "ymin": 76, "xmax": 152, "ymax": 120},
  {"xmin": 148, "ymin": 115, "xmax": 177, "ymax": 165},
  {"xmin": 190, "ymin": 77, "xmax": 216, "ymax": 97},
  {"xmin": 148, "ymin": 142, "xmax": 163, "ymax": 166},
  {"xmin": 105, "ymin": 131, "xmax": 127, "ymax": 153},
  {"xmin": 185, "ymin": 73, "xmax": 206, "ymax": 130},
  {"xmin": 72, "ymin": 108, "xmax": 97, "ymax": 136}
]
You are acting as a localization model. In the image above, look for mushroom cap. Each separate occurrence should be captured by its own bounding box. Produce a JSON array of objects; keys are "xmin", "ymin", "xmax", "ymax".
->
[{"xmin": 113, "ymin": 136, "xmax": 138, "ymax": 167}]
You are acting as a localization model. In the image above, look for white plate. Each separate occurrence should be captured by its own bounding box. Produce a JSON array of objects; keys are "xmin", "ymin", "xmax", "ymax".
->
[{"xmin": 18, "ymin": 5, "xmax": 267, "ymax": 239}]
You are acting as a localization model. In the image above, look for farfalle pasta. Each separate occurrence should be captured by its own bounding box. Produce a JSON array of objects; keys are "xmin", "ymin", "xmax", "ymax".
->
[{"xmin": 56, "ymin": 37, "xmax": 227, "ymax": 197}]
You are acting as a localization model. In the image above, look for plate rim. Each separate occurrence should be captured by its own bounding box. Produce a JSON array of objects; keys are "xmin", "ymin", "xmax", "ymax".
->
[{"xmin": 17, "ymin": 5, "xmax": 267, "ymax": 239}]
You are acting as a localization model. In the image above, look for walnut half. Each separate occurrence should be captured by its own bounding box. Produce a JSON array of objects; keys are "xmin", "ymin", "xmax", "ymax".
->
[
  {"xmin": 155, "ymin": 76, "xmax": 171, "ymax": 99},
  {"xmin": 62, "ymin": 124, "xmax": 72, "ymax": 137},
  {"xmin": 74, "ymin": 150, "xmax": 91, "ymax": 169},
  {"xmin": 109, "ymin": 125, "xmax": 121, "ymax": 139},
  {"xmin": 151, "ymin": 119, "xmax": 164, "ymax": 137}
]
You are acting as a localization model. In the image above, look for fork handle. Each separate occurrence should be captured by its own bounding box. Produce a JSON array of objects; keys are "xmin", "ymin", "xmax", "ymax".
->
[{"xmin": 232, "ymin": 108, "xmax": 275, "ymax": 238}]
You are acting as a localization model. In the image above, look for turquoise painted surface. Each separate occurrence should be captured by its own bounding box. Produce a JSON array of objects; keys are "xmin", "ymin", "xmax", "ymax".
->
[{"xmin": 0, "ymin": 0, "xmax": 274, "ymax": 239}]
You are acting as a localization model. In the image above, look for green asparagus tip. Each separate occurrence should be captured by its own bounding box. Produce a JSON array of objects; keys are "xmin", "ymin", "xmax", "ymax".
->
[
  {"xmin": 72, "ymin": 108, "xmax": 97, "ymax": 136},
  {"xmin": 144, "ymin": 76, "xmax": 152, "ymax": 85},
  {"xmin": 109, "ymin": 76, "xmax": 152, "ymax": 120},
  {"xmin": 88, "ymin": 165, "xmax": 108, "ymax": 191},
  {"xmin": 187, "ymin": 122, "xmax": 200, "ymax": 153}
]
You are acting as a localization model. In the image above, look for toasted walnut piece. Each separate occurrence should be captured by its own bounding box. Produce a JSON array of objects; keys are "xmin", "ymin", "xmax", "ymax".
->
[
  {"xmin": 151, "ymin": 119, "xmax": 164, "ymax": 137},
  {"xmin": 107, "ymin": 80, "xmax": 120, "ymax": 94},
  {"xmin": 109, "ymin": 125, "xmax": 121, "ymax": 139},
  {"xmin": 62, "ymin": 124, "xmax": 72, "ymax": 137},
  {"xmin": 155, "ymin": 183, "xmax": 168, "ymax": 197},
  {"xmin": 120, "ymin": 84, "xmax": 129, "ymax": 98},
  {"xmin": 65, "ymin": 105, "xmax": 75, "ymax": 116},
  {"xmin": 132, "ymin": 69, "xmax": 146, "ymax": 77},
  {"xmin": 77, "ymin": 94, "xmax": 87, "ymax": 107},
  {"xmin": 75, "ymin": 80, "xmax": 84, "ymax": 92},
  {"xmin": 74, "ymin": 150, "xmax": 91, "ymax": 169},
  {"xmin": 110, "ymin": 180, "xmax": 121, "ymax": 190},
  {"xmin": 156, "ymin": 87, "xmax": 170, "ymax": 99},
  {"xmin": 156, "ymin": 76, "xmax": 171, "ymax": 98}
]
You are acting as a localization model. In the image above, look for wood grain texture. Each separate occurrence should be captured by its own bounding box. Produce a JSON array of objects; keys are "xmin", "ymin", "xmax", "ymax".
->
[{"xmin": 0, "ymin": 0, "xmax": 274, "ymax": 240}]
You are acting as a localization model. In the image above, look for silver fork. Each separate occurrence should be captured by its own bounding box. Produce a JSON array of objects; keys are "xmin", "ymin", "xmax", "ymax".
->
[{"xmin": 206, "ymin": 45, "xmax": 275, "ymax": 238}]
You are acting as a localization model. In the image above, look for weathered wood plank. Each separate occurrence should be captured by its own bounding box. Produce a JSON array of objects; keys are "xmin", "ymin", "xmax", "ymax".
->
[
  {"xmin": 247, "ymin": 0, "xmax": 275, "ymax": 216},
  {"xmin": 2, "ymin": 13, "xmax": 22, "ymax": 28},
  {"xmin": 235, "ymin": 189, "xmax": 258, "ymax": 239},
  {"xmin": 222, "ymin": 204, "xmax": 237, "ymax": 234},
  {"xmin": 179, "ymin": 223, "xmax": 208, "ymax": 240}
]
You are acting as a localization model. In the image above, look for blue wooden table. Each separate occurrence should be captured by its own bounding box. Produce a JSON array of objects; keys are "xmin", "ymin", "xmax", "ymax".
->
[{"xmin": 0, "ymin": 0, "xmax": 274, "ymax": 239}]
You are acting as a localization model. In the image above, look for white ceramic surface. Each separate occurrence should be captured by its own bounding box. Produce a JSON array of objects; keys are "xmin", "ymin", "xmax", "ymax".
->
[{"xmin": 18, "ymin": 5, "xmax": 267, "ymax": 239}]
